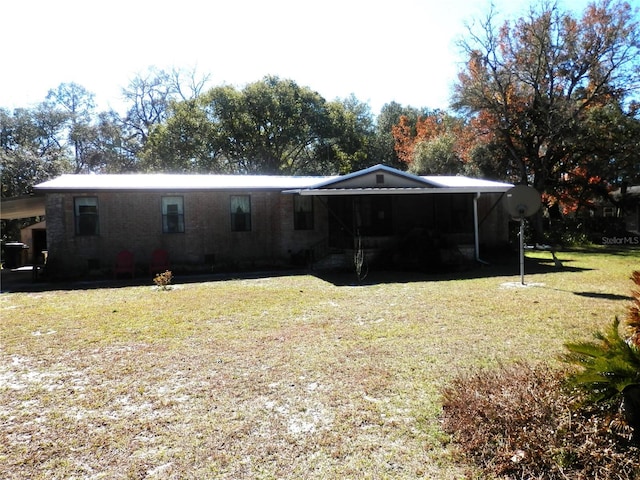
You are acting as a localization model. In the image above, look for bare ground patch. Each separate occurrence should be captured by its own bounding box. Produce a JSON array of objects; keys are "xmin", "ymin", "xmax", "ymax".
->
[{"xmin": 1, "ymin": 250, "xmax": 637, "ymax": 478}]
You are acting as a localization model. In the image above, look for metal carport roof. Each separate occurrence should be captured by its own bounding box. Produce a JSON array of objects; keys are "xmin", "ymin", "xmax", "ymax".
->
[{"xmin": 0, "ymin": 195, "xmax": 46, "ymax": 220}]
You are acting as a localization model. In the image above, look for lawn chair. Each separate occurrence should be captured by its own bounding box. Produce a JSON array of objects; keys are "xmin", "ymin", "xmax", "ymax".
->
[
  {"xmin": 114, "ymin": 250, "xmax": 135, "ymax": 278},
  {"xmin": 149, "ymin": 248, "xmax": 170, "ymax": 276}
]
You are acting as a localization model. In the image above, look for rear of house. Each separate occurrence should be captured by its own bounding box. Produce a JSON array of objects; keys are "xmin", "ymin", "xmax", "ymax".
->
[{"xmin": 34, "ymin": 165, "xmax": 513, "ymax": 278}]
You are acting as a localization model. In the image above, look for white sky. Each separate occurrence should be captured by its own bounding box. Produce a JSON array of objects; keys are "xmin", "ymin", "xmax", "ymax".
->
[{"xmin": 2, "ymin": 0, "xmax": 635, "ymax": 115}]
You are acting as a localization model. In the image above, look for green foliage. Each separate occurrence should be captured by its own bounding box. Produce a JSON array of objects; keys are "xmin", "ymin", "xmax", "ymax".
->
[
  {"xmin": 199, "ymin": 76, "xmax": 338, "ymax": 174},
  {"xmin": 143, "ymin": 76, "xmax": 376, "ymax": 174},
  {"xmin": 563, "ymin": 317, "xmax": 640, "ymax": 403},
  {"xmin": 563, "ymin": 269, "xmax": 640, "ymax": 403},
  {"xmin": 409, "ymin": 133, "xmax": 461, "ymax": 175},
  {"xmin": 454, "ymin": 1, "xmax": 640, "ymax": 209},
  {"xmin": 544, "ymin": 216, "xmax": 628, "ymax": 246}
]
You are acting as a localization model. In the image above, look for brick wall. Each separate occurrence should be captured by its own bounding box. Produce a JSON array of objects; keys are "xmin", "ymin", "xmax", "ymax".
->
[{"xmin": 44, "ymin": 190, "xmax": 328, "ymax": 277}]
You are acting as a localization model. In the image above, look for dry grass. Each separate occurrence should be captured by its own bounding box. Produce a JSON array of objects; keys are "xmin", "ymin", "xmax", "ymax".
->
[{"xmin": 1, "ymin": 248, "xmax": 638, "ymax": 479}]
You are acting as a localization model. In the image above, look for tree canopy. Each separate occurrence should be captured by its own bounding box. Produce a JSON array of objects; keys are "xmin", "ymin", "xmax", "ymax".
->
[
  {"xmin": 452, "ymin": 0, "xmax": 640, "ymax": 213},
  {"xmin": 2, "ymin": 0, "xmax": 639, "ymax": 229},
  {"xmin": 142, "ymin": 76, "xmax": 377, "ymax": 175}
]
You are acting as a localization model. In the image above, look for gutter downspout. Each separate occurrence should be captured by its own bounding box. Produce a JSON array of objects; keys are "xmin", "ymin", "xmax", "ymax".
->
[{"xmin": 474, "ymin": 193, "xmax": 490, "ymax": 265}]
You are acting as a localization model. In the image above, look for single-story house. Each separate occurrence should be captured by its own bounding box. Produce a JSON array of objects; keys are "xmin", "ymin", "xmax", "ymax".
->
[
  {"xmin": 609, "ymin": 185, "xmax": 640, "ymax": 234},
  {"xmin": 32, "ymin": 164, "xmax": 513, "ymax": 277}
]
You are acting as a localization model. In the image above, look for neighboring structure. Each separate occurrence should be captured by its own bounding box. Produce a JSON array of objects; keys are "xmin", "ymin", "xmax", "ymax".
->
[
  {"xmin": 33, "ymin": 165, "xmax": 513, "ymax": 277},
  {"xmin": 609, "ymin": 185, "xmax": 640, "ymax": 234}
]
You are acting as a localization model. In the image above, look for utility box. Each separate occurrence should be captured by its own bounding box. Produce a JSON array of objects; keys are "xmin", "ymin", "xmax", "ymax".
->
[{"xmin": 3, "ymin": 242, "xmax": 28, "ymax": 269}]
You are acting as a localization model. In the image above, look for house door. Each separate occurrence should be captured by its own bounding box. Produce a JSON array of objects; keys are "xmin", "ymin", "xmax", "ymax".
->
[
  {"xmin": 328, "ymin": 196, "xmax": 394, "ymax": 249},
  {"xmin": 353, "ymin": 196, "xmax": 393, "ymax": 236},
  {"xmin": 32, "ymin": 229, "xmax": 47, "ymax": 263}
]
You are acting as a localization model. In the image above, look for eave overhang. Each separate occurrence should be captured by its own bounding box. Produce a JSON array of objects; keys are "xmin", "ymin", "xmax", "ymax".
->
[
  {"xmin": 284, "ymin": 186, "xmax": 513, "ymax": 196},
  {"xmin": 0, "ymin": 195, "xmax": 46, "ymax": 220}
]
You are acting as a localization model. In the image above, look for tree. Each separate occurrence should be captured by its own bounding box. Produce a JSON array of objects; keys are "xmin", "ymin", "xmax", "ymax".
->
[
  {"xmin": 411, "ymin": 133, "xmax": 461, "ymax": 175},
  {"xmin": 141, "ymin": 98, "xmax": 226, "ymax": 173},
  {"xmin": 144, "ymin": 76, "xmax": 355, "ymax": 174},
  {"xmin": 207, "ymin": 76, "xmax": 336, "ymax": 174},
  {"xmin": 376, "ymin": 102, "xmax": 429, "ymax": 170},
  {"xmin": 391, "ymin": 110, "xmax": 470, "ymax": 175},
  {"xmin": 453, "ymin": 0, "xmax": 640, "ymax": 213},
  {"xmin": 323, "ymin": 95, "xmax": 376, "ymax": 173},
  {"xmin": 45, "ymin": 82, "xmax": 99, "ymax": 173},
  {"xmin": 0, "ymin": 106, "xmax": 72, "ymax": 242},
  {"xmin": 0, "ymin": 107, "xmax": 70, "ymax": 198},
  {"xmin": 121, "ymin": 66, "xmax": 211, "ymax": 161}
]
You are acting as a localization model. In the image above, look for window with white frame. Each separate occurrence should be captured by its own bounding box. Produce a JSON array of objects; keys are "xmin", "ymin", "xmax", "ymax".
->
[
  {"xmin": 162, "ymin": 196, "xmax": 185, "ymax": 233},
  {"xmin": 74, "ymin": 197, "xmax": 99, "ymax": 236},
  {"xmin": 230, "ymin": 195, "xmax": 251, "ymax": 231},
  {"xmin": 294, "ymin": 195, "xmax": 314, "ymax": 230}
]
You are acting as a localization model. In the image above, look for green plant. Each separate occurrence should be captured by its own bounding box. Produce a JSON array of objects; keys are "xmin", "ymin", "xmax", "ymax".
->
[
  {"xmin": 563, "ymin": 318, "xmax": 640, "ymax": 403},
  {"xmin": 562, "ymin": 271, "xmax": 640, "ymax": 441},
  {"xmin": 627, "ymin": 271, "xmax": 640, "ymax": 348},
  {"xmin": 152, "ymin": 270, "xmax": 173, "ymax": 290}
]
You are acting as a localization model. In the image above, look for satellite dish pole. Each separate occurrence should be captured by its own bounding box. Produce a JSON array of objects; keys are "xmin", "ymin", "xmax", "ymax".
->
[
  {"xmin": 505, "ymin": 186, "xmax": 542, "ymax": 285},
  {"xmin": 518, "ymin": 208, "xmax": 526, "ymax": 285}
]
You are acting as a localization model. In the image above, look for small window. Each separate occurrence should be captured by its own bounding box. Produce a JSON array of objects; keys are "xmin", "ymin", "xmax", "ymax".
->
[
  {"xmin": 74, "ymin": 197, "xmax": 99, "ymax": 236},
  {"xmin": 376, "ymin": 174, "xmax": 384, "ymax": 185},
  {"xmin": 294, "ymin": 196, "xmax": 314, "ymax": 230},
  {"xmin": 162, "ymin": 196, "xmax": 185, "ymax": 233},
  {"xmin": 230, "ymin": 195, "xmax": 251, "ymax": 231},
  {"xmin": 602, "ymin": 206, "xmax": 616, "ymax": 218}
]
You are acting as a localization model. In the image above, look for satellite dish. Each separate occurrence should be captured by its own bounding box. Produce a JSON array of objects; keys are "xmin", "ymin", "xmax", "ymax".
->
[{"xmin": 505, "ymin": 185, "xmax": 541, "ymax": 219}]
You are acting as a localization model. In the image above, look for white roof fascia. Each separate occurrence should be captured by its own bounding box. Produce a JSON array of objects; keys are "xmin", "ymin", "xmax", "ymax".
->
[
  {"xmin": 421, "ymin": 176, "xmax": 513, "ymax": 189},
  {"xmin": 35, "ymin": 174, "xmax": 334, "ymax": 191},
  {"xmin": 289, "ymin": 186, "xmax": 513, "ymax": 195}
]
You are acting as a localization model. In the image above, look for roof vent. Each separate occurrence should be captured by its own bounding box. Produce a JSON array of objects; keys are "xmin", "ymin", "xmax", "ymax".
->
[{"xmin": 376, "ymin": 174, "xmax": 384, "ymax": 185}]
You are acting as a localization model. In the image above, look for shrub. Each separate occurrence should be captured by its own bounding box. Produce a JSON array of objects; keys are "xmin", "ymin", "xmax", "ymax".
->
[
  {"xmin": 563, "ymin": 271, "xmax": 640, "ymax": 441},
  {"xmin": 563, "ymin": 318, "xmax": 640, "ymax": 404},
  {"xmin": 153, "ymin": 270, "xmax": 173, "ymax": 290},
  {"xmin": 628, "ymin": 271, "xmax": 640, "ymax": 349},
  {"xmin": 440, "ymin": 363, "xmax": 639, "ymax": 479}
]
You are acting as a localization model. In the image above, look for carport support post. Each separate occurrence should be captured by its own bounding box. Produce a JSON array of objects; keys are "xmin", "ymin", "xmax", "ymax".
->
[
  {"xmin": 519, "ymin": 217, "xmax": 525, "ymax": 285},
  {"xmin": 474, "ymin": 193, "xmax": 480, "ymax": 262}
]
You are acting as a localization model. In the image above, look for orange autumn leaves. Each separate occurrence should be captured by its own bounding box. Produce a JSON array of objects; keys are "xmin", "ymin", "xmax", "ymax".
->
[{"xmin": 391, "ymin": 112, "xmax": 478, "ymax": 166}]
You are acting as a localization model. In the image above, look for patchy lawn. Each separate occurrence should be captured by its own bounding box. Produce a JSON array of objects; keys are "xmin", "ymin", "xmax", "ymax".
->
[{"xmin": 1, "ymin": 248, "xmax": 638, "ymax": 479}]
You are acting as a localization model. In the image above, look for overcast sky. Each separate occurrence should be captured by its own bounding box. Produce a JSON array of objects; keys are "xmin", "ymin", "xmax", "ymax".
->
[{"xmin": 3, "ymin": 0, "xmax": 636, "ymax": 115}]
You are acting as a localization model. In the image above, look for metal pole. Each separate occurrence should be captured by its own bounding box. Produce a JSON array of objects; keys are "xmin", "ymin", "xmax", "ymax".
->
[{"xmin": 520, "ymin": 218, "xmax": 525, "ymax": 285}]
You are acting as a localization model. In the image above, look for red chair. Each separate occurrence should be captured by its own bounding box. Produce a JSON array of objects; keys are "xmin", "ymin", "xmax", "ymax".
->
[
  {"xmin": 149, "ymin": 249, "xmax": 170, "ymax": 275},
  {"xmin": 114, "ymin": 250, "xmax": 135, "ymax": 278}
]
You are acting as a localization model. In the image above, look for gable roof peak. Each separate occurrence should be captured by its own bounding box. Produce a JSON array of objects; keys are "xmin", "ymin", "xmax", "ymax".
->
[{"xmin": 309, "ymin": 164, "xmax": 429, "ymax": 189}]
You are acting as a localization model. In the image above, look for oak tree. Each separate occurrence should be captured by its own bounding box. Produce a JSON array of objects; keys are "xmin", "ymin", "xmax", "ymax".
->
[{"xmin": 453, "ymin": 0, "xmax": 640, "ymax": 212}]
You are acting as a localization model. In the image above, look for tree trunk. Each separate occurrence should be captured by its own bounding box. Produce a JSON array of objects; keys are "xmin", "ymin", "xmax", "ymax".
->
[{"xmin": 622, "ymin": 384, "xmax": 640, "ymax": 443}]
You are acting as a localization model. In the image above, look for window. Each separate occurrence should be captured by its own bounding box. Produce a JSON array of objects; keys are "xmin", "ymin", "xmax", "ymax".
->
[
  {"xmin": 74, "ymin": 197, "xmax": 99, "ymax": 235},
  {"xmin": 294, "ymin": 195, "xmax": 314, "ymax": 230},
  {"xmin": 230, "ymin": 195, "xmax": 251, "ymax": 231},
  {"xmin": 162, "ymin": 196, "xmax": 185, "ymax": 233}
]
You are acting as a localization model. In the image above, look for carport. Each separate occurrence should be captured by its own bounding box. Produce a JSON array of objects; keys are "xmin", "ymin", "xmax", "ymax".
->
[
  {"xmin": 1, "ymin": 195, "xmax": 47, "ymax": 269},
  {"xmin": 0, "ymin": 195, "xmax": 46, "ymax": 220},
  {"xmin": 284, "ymin": 165, "xmax": 513, "ymax": 270}
]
